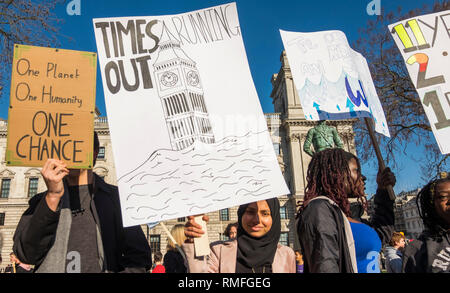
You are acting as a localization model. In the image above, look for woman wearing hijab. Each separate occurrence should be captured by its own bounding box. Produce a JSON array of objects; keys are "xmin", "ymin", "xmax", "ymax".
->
[{"xmin": 182, "ymin": 198, "xmax": 296, "ymax": 273}]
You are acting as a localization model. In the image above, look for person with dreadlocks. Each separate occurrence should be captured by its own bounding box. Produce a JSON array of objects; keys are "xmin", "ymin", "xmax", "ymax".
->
[
  {"xmin": 402, "ymin": 177, "xmax": 450, "ymax": 273},
  {"xmin": 296, "ymin": 148, "xmax": 396, "ymax": 273}
]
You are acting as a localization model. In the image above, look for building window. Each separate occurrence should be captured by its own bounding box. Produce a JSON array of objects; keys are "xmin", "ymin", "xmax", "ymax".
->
[
  {"xmin": 150, "ymin": 235, "xmax": 161, "ymax": 253},
  {"xmin": 280, "ymin": 206, "xmax": 288, "ymax": 220},
  {"xmin": 279, "ymin": 232, "xmax": 289, "ymax": 246},
  {"xmin": 177, "ymin": 217, "xmax": 186, "ymax": 222},
  {"xmin": 1, "ymin": 179, "xmax": 11, "ymax": 199},
  {"xmin": 219, "ymin": 208, "xmax": 229, "ymax": 221},
  {"xmin": 0, "ymin": 213, "xmax": 5, "ymax": 226},
  {"xmin": 273, "ymin": 143, "xmax": 280, "ymax": 155},
  {"xmin": 98, "ymin": 147, "xmax": 105, "ymax": 159},
  {"xmin": 28, "ymin": 178, "xmax": 39, "ymax": 198}
]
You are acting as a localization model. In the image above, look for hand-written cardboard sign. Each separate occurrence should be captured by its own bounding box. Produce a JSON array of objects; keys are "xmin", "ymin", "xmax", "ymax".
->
[
  {"xmin": 389, "ymin": 11, "xmax": 450, "ymax": 154},
  {"xmin": 6, "ymin": 44, "xmax": 97, "ymax": 168}
]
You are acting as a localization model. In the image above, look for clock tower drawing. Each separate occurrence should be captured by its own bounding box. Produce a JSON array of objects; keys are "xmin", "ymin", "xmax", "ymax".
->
[{"xmin": 153, "ymin": 39, "xmax": 215, "ymax": 151}]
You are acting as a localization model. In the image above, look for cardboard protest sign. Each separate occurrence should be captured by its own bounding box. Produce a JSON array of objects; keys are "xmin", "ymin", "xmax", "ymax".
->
[
  {"xmin": 93, "ymin": 2, "xmax": 289, "ymax": 227},
  {"xmin": 6, "ymin": 44, "xmax": 97, "ymax": 168},
  {"xmin": 388, "ymin": 11, "xmax": 450, "ymax": 154},
  {"xmin": 280, "ymin": 29, "xmax": 390, "ymax": 137}
]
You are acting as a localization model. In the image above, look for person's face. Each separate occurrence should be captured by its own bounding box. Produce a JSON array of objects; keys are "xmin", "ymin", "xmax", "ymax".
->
[
  {"xmin": 229, "ymin": 226, "xmax": 237, "ymax": 239},
  {"xmin": 434, "ymin": 181, "xmax": 450, "ymax": 227},
  {"xmin": 396, "ymin": 238, "xmax": 406, "ymax": 249},
  {"xmin": 295, "ymin": 252, "xmax": 303, "ymax": 263},
  {"xmin": 346, "ymin": 158, "xmax": 365, "ymax": 197},
  {"xmin": 10, "ymin": 254, "xmax": 18, "ymax": 264},
  {"xmin": 241, "ymin": 200, "xmax": 273, "ymax": 238}
]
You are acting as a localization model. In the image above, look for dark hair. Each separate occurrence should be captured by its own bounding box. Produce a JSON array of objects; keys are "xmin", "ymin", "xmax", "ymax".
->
[
  {"xmin": 224, "ymin": 222, "xmax": 238, "ymax": 237},
  {"xmin": 154, "ymin": 251, "xmax": 163, "ymax": 263},
  {"xmin": 416, "ymin": 178, "xmax": 450, "ymax": 236},
  {"xmin": 298, "ymin": 148, "xmax": 367, "ymax": 217}
]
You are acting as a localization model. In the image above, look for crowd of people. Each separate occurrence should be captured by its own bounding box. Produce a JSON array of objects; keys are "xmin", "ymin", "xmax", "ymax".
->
[{"xmin": 2, "ymin": 132, "xmax": 449, "ymax": 273}]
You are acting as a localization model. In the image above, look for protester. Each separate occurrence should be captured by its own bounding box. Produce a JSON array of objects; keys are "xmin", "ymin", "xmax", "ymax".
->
[
  {"xmin": 384, "ymin": 232, "xmax": 406, "ymax": 273},
  {"xmin": 295, "ymin": 250, "xmax": 304, "ymax": 273},
  {"xmin": 13, "ymin": 132, "xmax": 152, "ymax": 273},
  {"xmin": 402, "ymin": 177, "xmax": 450, "ymax": 273},
  {"xmin": 4, "ymin": 252, "xmax": 33, "ymax": 273},
  {"xmin": 151, "ymin": 251, "xmax": 165, "ymax": 273},
  {"xmin": 164, "ymin": 224, "xmax": 187, "ymax": 273},
  {"xmin": 296, "ymin": 148, "xmax": 396, "ymax": 273},
  {"xmin": 224, "ymin": 222, "xmax": 238, "ymax": 239},
  {"xmin": 183, "ymin": 198, "xmax": 296, "ymax": 273}
]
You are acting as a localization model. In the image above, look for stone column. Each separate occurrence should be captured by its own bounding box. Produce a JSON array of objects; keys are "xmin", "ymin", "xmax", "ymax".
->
[{"xmin": 287, "ymin": 133, "xmax": 303, "ymax": 199}]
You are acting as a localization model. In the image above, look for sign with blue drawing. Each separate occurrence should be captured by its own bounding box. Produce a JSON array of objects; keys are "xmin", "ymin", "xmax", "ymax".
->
[
  {"xmin": 93, "ymin": 2, "xmax": 289, "ymax": 227},
  {"xmin": 280, "ymin": 29, "xmax": 390, "ymax": 137},
  {"xmin": 389, "ymin": 11, "xmax": 450, "ymax": 154}
]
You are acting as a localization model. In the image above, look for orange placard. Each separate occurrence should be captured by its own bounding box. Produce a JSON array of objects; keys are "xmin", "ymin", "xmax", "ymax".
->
[{"xmin": 6, "ymin": 44, "xmax": 97, "ymax": 168}]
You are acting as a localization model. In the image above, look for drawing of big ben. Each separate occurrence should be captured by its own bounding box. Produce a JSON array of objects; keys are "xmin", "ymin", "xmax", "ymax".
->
[{"xmin": 153, "ymin": 39, "xmax": 215, "ymax": 151}]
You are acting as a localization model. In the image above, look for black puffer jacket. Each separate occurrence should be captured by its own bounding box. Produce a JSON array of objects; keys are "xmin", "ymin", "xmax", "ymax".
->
[
  {"xmin": 297, "ymin": 188, "xmax": 394, "ymax": 273},
  {"xmin": 402, "ymin": 230, "xmax": 450, "ymax": 273}
]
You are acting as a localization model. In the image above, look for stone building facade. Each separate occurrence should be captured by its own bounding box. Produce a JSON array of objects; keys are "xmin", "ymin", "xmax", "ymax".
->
[{"xmin": 0, "ymin": 50, "xmax": 358, "ymax": 268}]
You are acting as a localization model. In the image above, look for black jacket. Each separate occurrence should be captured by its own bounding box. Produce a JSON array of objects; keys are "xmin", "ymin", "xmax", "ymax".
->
[
  {"xmin": 13, "ymin": 174, "xmax": 152, "ymax": 273},
  {"xmin": 163, "ymin": 250, "xmax": 187, "ymax": 273},
  {"xmin": 402, "ymin": 230, "xmax": 450, "ymax": 273},
  {"xmin": 297, "ymin": 188, "xmax": 394, "ymax": 273}
]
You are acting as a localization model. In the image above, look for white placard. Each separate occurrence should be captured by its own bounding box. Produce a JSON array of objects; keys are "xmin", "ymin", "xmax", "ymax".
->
[
  {"xmin": 280, "ymin": 29, "xmax": 390, "ymax": 137},
  {"xmin": 389, "ymin": 10, "xmax": 450, "ymax": 154},
  {"xmin": 93, "ymin": 2, "xmax": 289, "ymax": 227}
]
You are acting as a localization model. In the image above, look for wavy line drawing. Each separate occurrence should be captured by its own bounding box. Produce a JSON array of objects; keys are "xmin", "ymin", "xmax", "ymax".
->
[
  {"xmin": 206, "ymin": 158, "xmax": 225, "ymax": 162},
  {"xmin": 225, "ymin": 153, "xmax": 245, "ymax": 158},
  {"xmin": 131, "ymin": 183, "xmax": 148, "ymax": 189},
  {"xmin": 258, "ymin": 169, "xmax": 271, "ymax": 174},
  {"xmin": 140, "ymin": 171, "xmax": 171, "ymax": 180},
  {"xmin": 212, "ymin": 176, "xmax": 229, "ymax": 182},
  {"xmin": 213, "ymin": 197, "xmax": 231, "ymax": 202},
  {"xmin": 147, "ymin": 214, "xmax": 157, "ymax": 219},
  {"xmin": 180, "ymin": 181, "xmax": 193, "ymax": 185},
  {"xmin": 126, "ymin": 207, "xmax": 135, "ymax": 211},
  {"xmin": 184, "ymin": 171, "xmax": 193, "ymax": 175},
  {"xmin": 191, "ymin": 180, "xmax": 201, "ymax": 184},
  {"xmin": 247, "ymin": 179, "xmax": 267, "ymax": 184},
  {"xmin": 165, "ymin": 157, "xmax": 179, "ymax": 162},
  {"xmin": 169, "ymin": 169, "xmax": 179, "ymax": 176},
  {"xmin": 219, "ymin": 182, "xmax": 239, "ymax": 188},
  {"xmin": 251, "ymin": 149, "xmax": 264, "ymax": 156},
  {"xmin": 219, "ymin": 162, "xmax": 235, "ymax": 172},
  {"xmin": 173, "ymin": 190, "xmax": 181, "ymax": 194},
  {"xmin": 201, "ymin": 168, "xmax": 212, "ymax": 174},
  {"xmin": 244, "ymin": 190, "xmax": 272, "ymax": 197},
  {"xmin": 150, "ymin": 162, "xmax": 162, "ymax": 168},
  {"xmin": 239, "ymin": 176, "xmax": 253, "ymax": 180},
  {"xmin": 118, "ymin": 130, "xmax": 270, "ymax": 181},
  {"xmin": 137, "ymin": 205, "xmax": 169, "ymax": 212},
  {"xmin": 202, "ymin": 192, "xmax": 217, "ymax": 198},
  {"xmin": 131, "ymin": 216, "xmax": 146, "ymax": 220},
  {"xmin": 192, "ymin": 153, "xmax": 208, "ymax": 158},
  {"xmin": 236, "ymin": 185, "xmax": 271, "ymax": 196},
  {"xmin": 164, "ymin": 198, "xmax": 172, "ymax": 205},
  {"xmin": 125, "ymin": 171, "xmax": 145, "ymax": 183},
  {"xmin": 192, "ymin": 188, "xmax": 206, "ymax": 193},
  {"xmin": 189, "ymin": 203, "xmax": 213, "ymax": 212},
  {"xmin": 201, "ymin": 175, "xmax": 213, "ymax": 179},
  {"xmin": 241, "ymin": 158, "xmax": 262, "ymax": 163},
  {"xmin": 233, "ymin": 170, "xmax": 247, "ymax": 174},
  {"xmin": 156, "ymin": 176, "xmax": 181, "ymax": 182},
  {"xmin": 252, "ymin": 165, "xmax": 267, "ymax": 169},
  {"xmin": 127, "ymin": 188, "xmax": 169, "ymax": 200},
  {"xmin": 161, "ymin": 212, "xmax": 178, "ymax": 219}
]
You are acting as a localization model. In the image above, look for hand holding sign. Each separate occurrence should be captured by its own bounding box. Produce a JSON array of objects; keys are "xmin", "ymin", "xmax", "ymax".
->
[{"xmin": 41, "ymin": 159, "xmax": 69, "ymax": 211}]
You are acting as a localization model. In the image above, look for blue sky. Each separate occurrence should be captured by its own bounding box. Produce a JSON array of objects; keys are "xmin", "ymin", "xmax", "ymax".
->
[{"xmin": 1, "ymin": 0, "xmax": 447, "ymax": 195}]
